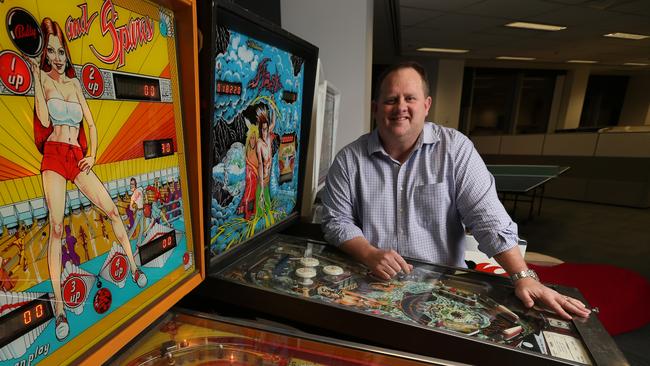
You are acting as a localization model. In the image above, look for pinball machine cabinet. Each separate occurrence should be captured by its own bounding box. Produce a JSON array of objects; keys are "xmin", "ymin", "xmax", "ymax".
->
[
  {"xmin": 0, "ymin": 0, "xmax": 203, "ymax": 364},
  {"xmin": 107, "ymin": 307, "xmax": 465, "ymax": 366},
  {"xmin": 184, "ymin": 1, "xmax": 628, "ymax": 366}
]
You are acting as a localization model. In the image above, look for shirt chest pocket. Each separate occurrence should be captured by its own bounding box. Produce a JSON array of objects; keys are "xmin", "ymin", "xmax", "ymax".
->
[{"xmin": 412, "ymin": 183, "xmax": 450, "ymax": 228}]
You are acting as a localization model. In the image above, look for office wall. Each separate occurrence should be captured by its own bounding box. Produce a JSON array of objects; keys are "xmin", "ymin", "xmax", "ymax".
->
[{"xmin": 281, "ymin": 0, "xmax": 374, "ymax": 152}]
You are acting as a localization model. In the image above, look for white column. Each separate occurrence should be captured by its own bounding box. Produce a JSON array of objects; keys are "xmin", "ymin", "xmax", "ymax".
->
[
  {"xmin": 281, "ymin": 0, "xmax": 374, "ymax": 152},
  {"xmin": 557, "ymin": 67, "xmax": 589, "ymax": 130},
  {"xmin": 431, "ymin": 59, "xmax": 465, "ymax": 130},
  {"xmin": 619, "ymin": 75, "xmax": 650, "ymax": 126}
]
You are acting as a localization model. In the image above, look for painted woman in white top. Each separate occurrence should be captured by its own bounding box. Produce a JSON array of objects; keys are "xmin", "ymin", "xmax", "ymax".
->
[{"xmin": 28, "ymin": 18, "xmax": 147, "ymax": 341}]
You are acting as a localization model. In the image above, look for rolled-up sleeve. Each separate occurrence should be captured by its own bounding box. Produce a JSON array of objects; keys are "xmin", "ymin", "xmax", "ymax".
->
[
  {"xmin": 452, "ymin": 134, "xmax": 518, "ymax": 258},
  {"xmin": 320, "ymin": 150, "xmax": 364, "ymax": 247}
]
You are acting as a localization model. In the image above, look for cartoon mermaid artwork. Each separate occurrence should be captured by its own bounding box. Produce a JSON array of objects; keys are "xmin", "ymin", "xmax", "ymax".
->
[
  {"xmin": 28, "ymin": 18, "xmax": 147, "ymax": 341},
  {"xmin": 238, "ymin": 118, "xmax": 259, "ymax": 219}
]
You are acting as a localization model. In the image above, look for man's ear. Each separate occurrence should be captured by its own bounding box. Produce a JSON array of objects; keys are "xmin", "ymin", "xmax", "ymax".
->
[{"xmin": 424, "ymin": 96, "xmax": 432, "ymax": 113}]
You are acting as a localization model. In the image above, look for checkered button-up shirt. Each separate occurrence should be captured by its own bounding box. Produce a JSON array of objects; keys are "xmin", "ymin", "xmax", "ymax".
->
[{"xmin": 321, "ymin": 123, "xmax": 518, "ymax": 267}]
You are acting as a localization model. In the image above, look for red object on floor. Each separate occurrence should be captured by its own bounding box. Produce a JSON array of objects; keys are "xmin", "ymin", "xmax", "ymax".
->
[{"xmin": 528, "ymin": 262, "xmax": 650, "ymax": 336}]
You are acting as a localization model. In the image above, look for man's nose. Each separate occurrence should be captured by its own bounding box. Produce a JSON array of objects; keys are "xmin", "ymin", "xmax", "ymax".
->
[{"xmin": 396, "ymin": 97, "xmax": 408, "ymax": 110}]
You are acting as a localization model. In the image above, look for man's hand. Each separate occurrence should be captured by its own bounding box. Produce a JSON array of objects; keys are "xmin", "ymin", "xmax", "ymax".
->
[
  {"xmin": 362, "ymin": 247, "xmax": 413, "ymax": 280},
  {"xmin": 340, "ymin": 238, "xmax": 413, "ymax": 280},
  {"xmin": 514, "ymin": 278, "xmax": 591, "ymax": 320}
]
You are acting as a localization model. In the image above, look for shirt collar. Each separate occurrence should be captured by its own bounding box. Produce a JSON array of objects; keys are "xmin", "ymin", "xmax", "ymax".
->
[{"xmin": 367, "ymin": 122, "xmax": 440, "ymax": 156}]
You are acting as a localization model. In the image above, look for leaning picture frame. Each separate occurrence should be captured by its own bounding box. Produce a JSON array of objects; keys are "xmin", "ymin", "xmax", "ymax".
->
[{"xmin": 317, "ymin": 81, "xmax": 341, "ymax": 189}]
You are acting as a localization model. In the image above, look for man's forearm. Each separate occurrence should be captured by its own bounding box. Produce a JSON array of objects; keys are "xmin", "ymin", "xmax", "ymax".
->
[
  {"xmin": 340, "ymin": 236, "xmax": 377, "ymax": 263},
  {"xmin": 493, "ymin": 245, "xmax": 529, "ymax": 276}
]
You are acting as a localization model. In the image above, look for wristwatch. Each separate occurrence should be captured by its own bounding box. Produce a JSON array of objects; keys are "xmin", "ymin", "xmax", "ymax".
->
[{"xmin": 510, "ymin": 269, "xmax": 539, "ymax": 283}]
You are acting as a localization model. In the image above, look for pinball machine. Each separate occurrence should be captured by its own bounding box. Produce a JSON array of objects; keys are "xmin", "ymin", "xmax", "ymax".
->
[
  {"xmin": 107, "ymin": 307, "xmax": 465, "ymax": 366},
  {"xmin": 0, "ymin": 0, "xmax": 203, "ymax": 364},
  {"xmin": 184, "ymin": 1, "xmax": 629, "ymax": 366}
]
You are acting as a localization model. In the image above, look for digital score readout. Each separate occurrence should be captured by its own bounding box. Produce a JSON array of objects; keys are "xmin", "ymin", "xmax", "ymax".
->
[
  {"xmin": 143, "ymin": 139, "xmax": 175, "ymax": 160},
  {"xmin": 0, "ymin": 294, "xmax": 53, "ymax": 348},
  {"xmin": 216, "ymin": 80, "xmax": 242, "ymax": 95},
  {"xmin": 113, "ymin": 73, "xmax": 161, "ymax": 101},
  {"xmin": 139, "ymin": 230, "xmax": 177, "ymax": 265}
]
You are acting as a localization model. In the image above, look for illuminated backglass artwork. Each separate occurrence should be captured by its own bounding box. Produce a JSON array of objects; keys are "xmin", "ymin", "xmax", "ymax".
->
[
  {"xmin": 0, "ymin": 1, "xmax": 195, "ymax": 364},
  {"xmin": 208, "ymin": 25, "xmax": 307, "ymax": 255}
]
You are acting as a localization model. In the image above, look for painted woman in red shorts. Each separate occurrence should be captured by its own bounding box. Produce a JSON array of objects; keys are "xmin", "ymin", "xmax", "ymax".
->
[{"xmin": 28, "ymin": 18, "xmax": 147, "ymax": 341}]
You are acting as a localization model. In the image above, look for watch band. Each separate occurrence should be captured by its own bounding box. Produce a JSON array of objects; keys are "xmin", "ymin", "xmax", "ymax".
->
[{"xmin": 510, "ymin": 269, "xmax": 539, "ymax": 283}]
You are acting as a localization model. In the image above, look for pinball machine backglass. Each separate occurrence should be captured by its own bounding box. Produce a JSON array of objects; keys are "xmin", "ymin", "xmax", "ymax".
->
[
  {"xmin": 198, "ymin": 0, "xmax": 318, "ymax": 260},
  {"xmin": 0, "ymin": 0, "xmax": 202, "ymax": 364}
]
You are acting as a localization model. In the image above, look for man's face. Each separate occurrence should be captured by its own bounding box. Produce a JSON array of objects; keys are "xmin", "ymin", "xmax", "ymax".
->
[{"xmin": 373, "ymin": 67, "xmax": 431, "ymax": 145}]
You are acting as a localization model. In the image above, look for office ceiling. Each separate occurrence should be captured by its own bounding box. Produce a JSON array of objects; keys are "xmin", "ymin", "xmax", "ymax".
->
[{"xmin": 374, "ymin": 0, "xmax": 650, "ymax": 69}]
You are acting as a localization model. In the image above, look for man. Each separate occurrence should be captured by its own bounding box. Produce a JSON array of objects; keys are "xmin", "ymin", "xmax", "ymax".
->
[{"xmin": 321, "ymin": 61, "xmax": 590, "ymax": 320}]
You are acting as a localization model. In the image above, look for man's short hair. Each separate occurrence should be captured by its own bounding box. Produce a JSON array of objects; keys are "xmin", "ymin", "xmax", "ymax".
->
[{"xmin": 374, "ymin": 61, "xmax": 430, "ymax": 99}]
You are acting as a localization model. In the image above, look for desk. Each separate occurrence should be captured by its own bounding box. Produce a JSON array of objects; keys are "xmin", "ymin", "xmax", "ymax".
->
[{"xmin": 487, "ymin": 165, "xmax": 570, "ymax": 221}]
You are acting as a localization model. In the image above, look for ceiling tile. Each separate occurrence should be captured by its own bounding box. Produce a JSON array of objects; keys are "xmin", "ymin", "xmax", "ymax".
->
[
  {"xmin": 414, "ymin": 13, "xmax": 506, "ymax": 31},
  {"xmin": 608, "ymin": 0, "xmax": 650, "ymax": 17},
  {"xmin": 455, "ymin": 0, "xmax": 564, "ymax": 19},
  {"xmin": 390, "ymin": 0, "xmax": 650, "ymax": 68},
  {"xmin": 400, "ymin": 7, "xmax": 442, "ymax": 26},
  {"xmin": 399, "ymin": 0, "xmax": 485, "ymax": 12},
  {"xmin": 526, "ymin": 5, "xmax": 611, "ymax": 26}
]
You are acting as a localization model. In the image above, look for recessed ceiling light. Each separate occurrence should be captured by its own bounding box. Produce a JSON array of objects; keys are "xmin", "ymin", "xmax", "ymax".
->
[
  {"xmin": 604, "ymin": 32, "xmax": 649, "ymax": 40},
  {"xmin": 623, "ymin": 62, "xmax": 648, "ymax": 66},
  {"xmin": 567, "ymin": 60, "xmax": 598, "ymax": 64},
  {"xmin": 505, "ymin": 22, "xmax": 566, "ymax": 31},
  {"xmin": 416, "ymin": 47, "xmax": 469, "ymax": 53},
  {"xmin": 496, "ymin": 56, "xmax": 536, "ymax": 61}
]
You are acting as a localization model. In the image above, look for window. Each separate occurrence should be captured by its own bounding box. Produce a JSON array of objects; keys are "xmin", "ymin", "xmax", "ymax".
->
[
  {"xmin": 580, "ymin": 75, "xmax": 628, "ymax": 128},
  {"xmin": 516, "ymin": 74, "xmax": 556, "ymax": 134},
  {"xmin": 468, "ymin": 70, "xmax": 516, "ymax": 135},
  {"xmin": 460, "ymin": 68, "xmax": 560, "ymax": 136}
]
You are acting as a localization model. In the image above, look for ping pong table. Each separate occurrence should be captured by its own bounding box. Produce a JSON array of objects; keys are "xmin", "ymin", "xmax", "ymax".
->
[{"xmin": 487, "ymin": 164, "xmax": 570, "ymax": 222}]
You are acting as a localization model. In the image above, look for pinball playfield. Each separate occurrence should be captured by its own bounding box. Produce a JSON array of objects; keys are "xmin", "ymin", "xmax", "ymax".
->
[
  {"xmin": 202, "ymin": 235, "xmax": 627, "ymax": 366},
  {"xmin": 108, "ymin": 308, "xmax": 462, "ymax": 366}
]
